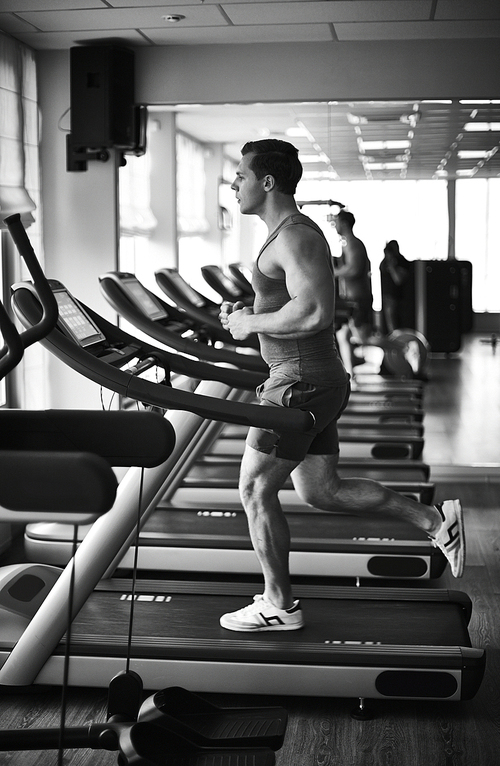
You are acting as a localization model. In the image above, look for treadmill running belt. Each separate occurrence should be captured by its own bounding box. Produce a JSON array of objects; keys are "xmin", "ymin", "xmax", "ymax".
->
[
  {"xmin": 68, "ymin": 581, "xmax": 471, "ymax": 658},
  {"xmin": 138, "ymin": 509, "xmax": 432, "ymax": 552}
]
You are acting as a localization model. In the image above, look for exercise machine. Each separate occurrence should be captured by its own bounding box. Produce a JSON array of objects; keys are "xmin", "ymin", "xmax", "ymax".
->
[
  {"xmin": 0, "ymin": 213, "xmax": 288, "ymax": 764},
  {"xmin": 1, "ymin": 219, "xmax": 483, "ymax": 707},
  {"xmin": 100, "ymin": 270, "xmax": 425, "ymax": 464},
  {"xmin": 100, "ymin": 270, "xmax": 424, "ymax": 420}
]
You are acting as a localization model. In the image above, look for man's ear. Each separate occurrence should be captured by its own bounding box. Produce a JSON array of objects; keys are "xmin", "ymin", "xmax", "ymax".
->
[{"xmin": 263, "ymin": 174, "xmax": 275, "ymax": 191}]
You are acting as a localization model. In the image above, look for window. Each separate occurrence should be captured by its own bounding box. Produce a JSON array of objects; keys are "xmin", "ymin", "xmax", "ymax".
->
[
  {"xmin": 0, "ymin": 33, "xmax": 43, "ymax": 408},
  {"xmin": 298, "ymin": 179, "xmax": 449, "ymax": 310},
  {"xmin": 176, "ymin": 133, "xmax": 209, "ymax": 236},
  {"xmin": 455, "ymin": 179, "xmax": 500, "ymax": 312}
]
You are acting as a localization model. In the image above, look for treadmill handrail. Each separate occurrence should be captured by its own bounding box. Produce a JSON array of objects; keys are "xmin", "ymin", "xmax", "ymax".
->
[
  {"xmin": 201, "ymin": 264, "xmax": 250, "ymax": 304},
  {"xmin": 99, "ymin": 272, "xmax": 267, "ymax": 375},
  {"xmin": 155, "ymin": 267, "xmax": 260, "ymax": 350},
  {"xmin": 11, "ymin": 282, "xmax": 314, "ymax": 433},
  {"xmin": 3, "ymin": 214, "xmax": 59, "ymax": 351},
  {"xmin": 228, "ymin": 263, "xmax": 255, "ymax": 298},
  {"xmin": 0, "ymin": 301, "xmax": 24, "ymax": 379}
]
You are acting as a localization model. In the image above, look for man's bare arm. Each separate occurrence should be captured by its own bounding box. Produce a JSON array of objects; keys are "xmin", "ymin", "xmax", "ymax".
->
[{"xmin": 223, "ymin": 227, "xmax": 334, "ymax": 341}]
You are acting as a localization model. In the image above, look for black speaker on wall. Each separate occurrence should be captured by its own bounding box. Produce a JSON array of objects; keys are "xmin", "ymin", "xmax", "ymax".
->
[{"xmin": 70, "ymin": 45, "xmax": 135, "ymax": 149}]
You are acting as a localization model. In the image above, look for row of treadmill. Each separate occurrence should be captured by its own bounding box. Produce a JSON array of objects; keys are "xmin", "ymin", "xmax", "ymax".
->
[{"xmin": 0, "ymin": 214, "xmax": 485, "ymax": 765}]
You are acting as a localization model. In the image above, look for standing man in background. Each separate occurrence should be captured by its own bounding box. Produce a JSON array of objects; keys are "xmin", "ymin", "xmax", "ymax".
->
[
  {"xmin": 380, "ymin": 239, "xmax": 411, "ymax": 334},
  {"xmin": 218, "ymin": 138, "xmax": 465, "ymax": 632},
  {"xmin": 333, "ymin": 210, "xmax": 374, "ymax": 378}
]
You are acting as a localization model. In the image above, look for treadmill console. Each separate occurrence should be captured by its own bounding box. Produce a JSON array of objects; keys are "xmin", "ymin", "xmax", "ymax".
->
[
  {"xmin": 53, "ymin": 286, "xmax": 106, "ymax": 348},
  {"xmin": 118, "ymin": 274, "xmax": 169, "ymax": 322},
  {"xmin": 162, "ymin": 269, "xmax": 207, "ymax": 308},
  {"xmin": 17, "ymin": 279, "xmax": 171, "ymax": 384}
]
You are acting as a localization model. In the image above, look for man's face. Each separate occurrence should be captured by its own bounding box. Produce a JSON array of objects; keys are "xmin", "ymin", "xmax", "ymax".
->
[{"xmin": 231, "ymin": 153, "xmax": 267, "ymax": 215}]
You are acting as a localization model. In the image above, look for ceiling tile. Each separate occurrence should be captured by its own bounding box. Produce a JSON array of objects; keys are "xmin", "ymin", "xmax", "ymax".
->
[
  {"xmin": 435, "ymin": 0, "xmax": 500, "ymax": 20},
  {"xmin": 144, "ymin": 22, "xmax": 333, "ymax": 45},
  {"xmin": 0, "ymin": 0, "xmax": 106, "ymax": 9},
  {"xmin": 223, "ymin": 1, "xmax": 432, "ymax": 26},
  {"xmin": 335, "ymin": 19, "xmax": 500, "ymax": 40},
  {"xmin": 13, "ymin": 29, "xmax": 150, "ymax": 49},
  {"xmin": 15, "ymin": 5, "xmax": 227, "ymax": 32}
]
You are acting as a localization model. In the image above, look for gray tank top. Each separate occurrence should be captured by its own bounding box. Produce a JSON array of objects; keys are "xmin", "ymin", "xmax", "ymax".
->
[{"xmin": 252, "ymin": 213, "xmax": 348, "ymax": 387}]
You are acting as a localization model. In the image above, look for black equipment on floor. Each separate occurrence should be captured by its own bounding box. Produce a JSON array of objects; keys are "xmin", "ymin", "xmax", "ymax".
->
[{"xmin": 402, "ymin": 260, "xmax": 473, "ymax": 353}]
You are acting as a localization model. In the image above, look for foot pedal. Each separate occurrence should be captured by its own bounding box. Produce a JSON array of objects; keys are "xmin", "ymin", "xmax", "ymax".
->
[
  {"xmin": 138, "ymin": 686, "xmax": 287, "ymax": 750},
  {"xmin": 121, "ymin": 721, "xmax": 276, "ymax": 765}
]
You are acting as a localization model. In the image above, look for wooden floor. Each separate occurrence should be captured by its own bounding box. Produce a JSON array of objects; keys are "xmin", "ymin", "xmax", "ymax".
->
[{"xmin": 1, "ymin": 333, "xmax": 499, "ymax": 765}]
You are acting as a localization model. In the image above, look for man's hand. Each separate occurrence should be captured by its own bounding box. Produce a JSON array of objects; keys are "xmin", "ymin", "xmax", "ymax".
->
[{"xmin": 219, "ymin": 301, "xmax": 254, "ymax": 340}]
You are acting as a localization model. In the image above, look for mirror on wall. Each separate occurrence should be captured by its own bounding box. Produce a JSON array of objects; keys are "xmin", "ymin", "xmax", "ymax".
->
[{"xmin": 118, "ymin": 99, "xmax": 500, "ymax": 313}]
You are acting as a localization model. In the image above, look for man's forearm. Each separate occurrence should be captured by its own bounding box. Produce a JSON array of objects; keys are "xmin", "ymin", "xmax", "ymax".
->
[{"xmin": 242, "ymin": 300, "xmax": 330, "ymax": 338}]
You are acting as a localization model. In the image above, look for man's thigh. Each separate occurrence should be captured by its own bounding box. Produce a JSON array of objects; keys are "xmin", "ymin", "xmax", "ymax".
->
[
  {"xmin": 240, "ymin": 443, "xmax": 301, "ymax": 496},
  {"xmin": 290, "ymin": 452, "xmax": 341, "ymax": 503}
]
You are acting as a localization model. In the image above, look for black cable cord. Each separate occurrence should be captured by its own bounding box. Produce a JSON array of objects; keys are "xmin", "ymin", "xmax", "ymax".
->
[
  {"xmin": 125, "ymin": 467, "xmax": 145, "ymax": 673},
  {"xmin": 57, "ymin": 523, "xmax": 79, "ymax": 766}
]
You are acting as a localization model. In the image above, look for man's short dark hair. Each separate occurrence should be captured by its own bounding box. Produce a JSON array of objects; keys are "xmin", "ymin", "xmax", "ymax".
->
[
  {"xmin": 336, "ymin": 209, "xmax": 355, "ymax": 229},
  {"xmin": 241, "ymin": 139, "xmax": 303, "ymax": 195}
]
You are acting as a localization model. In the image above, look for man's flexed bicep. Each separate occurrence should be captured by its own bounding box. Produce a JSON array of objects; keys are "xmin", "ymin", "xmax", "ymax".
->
[{"xmin": 269, "ymin": 226, "xmax": 335, "ymax": 338}]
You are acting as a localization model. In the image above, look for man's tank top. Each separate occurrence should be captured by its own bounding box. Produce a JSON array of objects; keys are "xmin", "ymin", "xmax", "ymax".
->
[{"xmin": 252, "ymin": 213, "xmax": 348, "ymax": 387}]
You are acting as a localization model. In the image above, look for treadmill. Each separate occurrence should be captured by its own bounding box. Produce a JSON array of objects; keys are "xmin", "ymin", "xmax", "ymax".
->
[
  {"xmin": 15, "ymin": 277, "xmax": 443, "ymax": 580},
  {"xmin": 227, "ymin": 262, "xmax": 255, "ymax": 299},
  {"xmin": 100, "ymin": 271, "xmax": 425, "ymax": 457},
  {"xmin": 1, "ymin": 222, "xmax": 484, "ymax": 701},
  {"xmin": 154, "ymin": 266, "xmax": 260, "ymax": 351},
  {"xmin": 0, "ymin": 302, "xmax": 288, "ymax": 764},
  {"xmin": 201, "ymin": 263, "xmax": 254, "ymax": 306},
  {"xmin": 100, "ymin": 270, "xmax": 424, "ymax": 422},
  {"xmin": 98, "ymin": 273, "xmax": 436, "ymax": 548},
  {"xmin": 154, "ymin": 267, "xmax": 426, "ymax": 399}
]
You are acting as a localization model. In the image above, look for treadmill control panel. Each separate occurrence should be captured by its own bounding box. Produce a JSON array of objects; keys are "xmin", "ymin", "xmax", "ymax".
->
[{"xmin": 54, "ymin": 288, "xmax": 106, "ymax": 348}]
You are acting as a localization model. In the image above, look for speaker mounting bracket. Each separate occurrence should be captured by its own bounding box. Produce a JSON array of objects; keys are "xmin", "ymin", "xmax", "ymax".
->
[{"xmin": 66, "ymin": 134, "xmax": 110, "ymax": 172}]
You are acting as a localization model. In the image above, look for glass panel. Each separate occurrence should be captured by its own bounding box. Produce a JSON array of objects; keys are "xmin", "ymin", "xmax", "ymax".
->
[
  {"xmin": 298, "ymin": 179, "xmax": 448, "ymax": 310},
  {"xmin": 456, "ymin": 179, "xmax": 500, "ymax": 312}
]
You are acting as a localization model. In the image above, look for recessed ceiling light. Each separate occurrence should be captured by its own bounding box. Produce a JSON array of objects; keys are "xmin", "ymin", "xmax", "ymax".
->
[
  {"xmin": 458, "ymin": 150, "xmax": 489, "ymax": 159},
  {"xmin": 299, "ymin": 155, "xmax": 320, "ymax": 163},
  {"xmin": 363, "ymin": 162, "xmax": 408, "ymax": 170},
  {"xmin": 286, "ymin": 127, "xmax": 308, "ymax": 137},
  {"xmin": 359, "ymin": 140, "xmax": 411, "ymax": 151},
  {"xmin": 463, "ymin": 122, "xmax": 500, "ymax": 132},
  {"xmin": 162, "ymin": 14, "xmax": 185, "ymax": 23}
]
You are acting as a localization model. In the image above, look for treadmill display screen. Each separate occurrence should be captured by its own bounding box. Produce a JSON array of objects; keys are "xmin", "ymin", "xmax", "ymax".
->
[
  {"xmin": 54, "ymin": 289, "xmax": 106, "ymax": 347},
  {"xmin": 167, "ymin": 271, "xmax": 206, "ymax": 308},
  {"xmin": 122, "ymin": 277, "xmax": 169, "ymax": 321}
]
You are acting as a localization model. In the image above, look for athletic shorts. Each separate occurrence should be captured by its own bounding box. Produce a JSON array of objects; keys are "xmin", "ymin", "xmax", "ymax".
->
[{"xmin": 246, "ymin": 377, "xmax": 351, "ymax": 461}]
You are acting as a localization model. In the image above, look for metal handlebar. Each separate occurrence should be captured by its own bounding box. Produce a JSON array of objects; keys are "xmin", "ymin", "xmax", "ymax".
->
[{"xmin": 4, "ymin": 213, "xmax": 59, "ymax": 350}]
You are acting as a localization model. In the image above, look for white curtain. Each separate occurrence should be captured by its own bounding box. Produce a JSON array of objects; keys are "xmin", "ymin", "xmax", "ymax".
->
[
  {"xmin": 119, "ymin": 151, "xmax": 157, "ymax": 237},
  {"xmin": 176, "ymin": 132, "xmax": 209, "ymax": 235},
  {"xmin": 0, "ymin": 32, "xmax": 38, "ymax": 226}
]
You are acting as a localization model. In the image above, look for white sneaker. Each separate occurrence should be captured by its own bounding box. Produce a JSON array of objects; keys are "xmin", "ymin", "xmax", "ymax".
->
[
  {"xmin": 432, "ymin": 499, "xmax": 466, "ymax": 578},
  {"xmin": 220, "ymin": 595, "xmax": 304, "ymax": 632}
]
